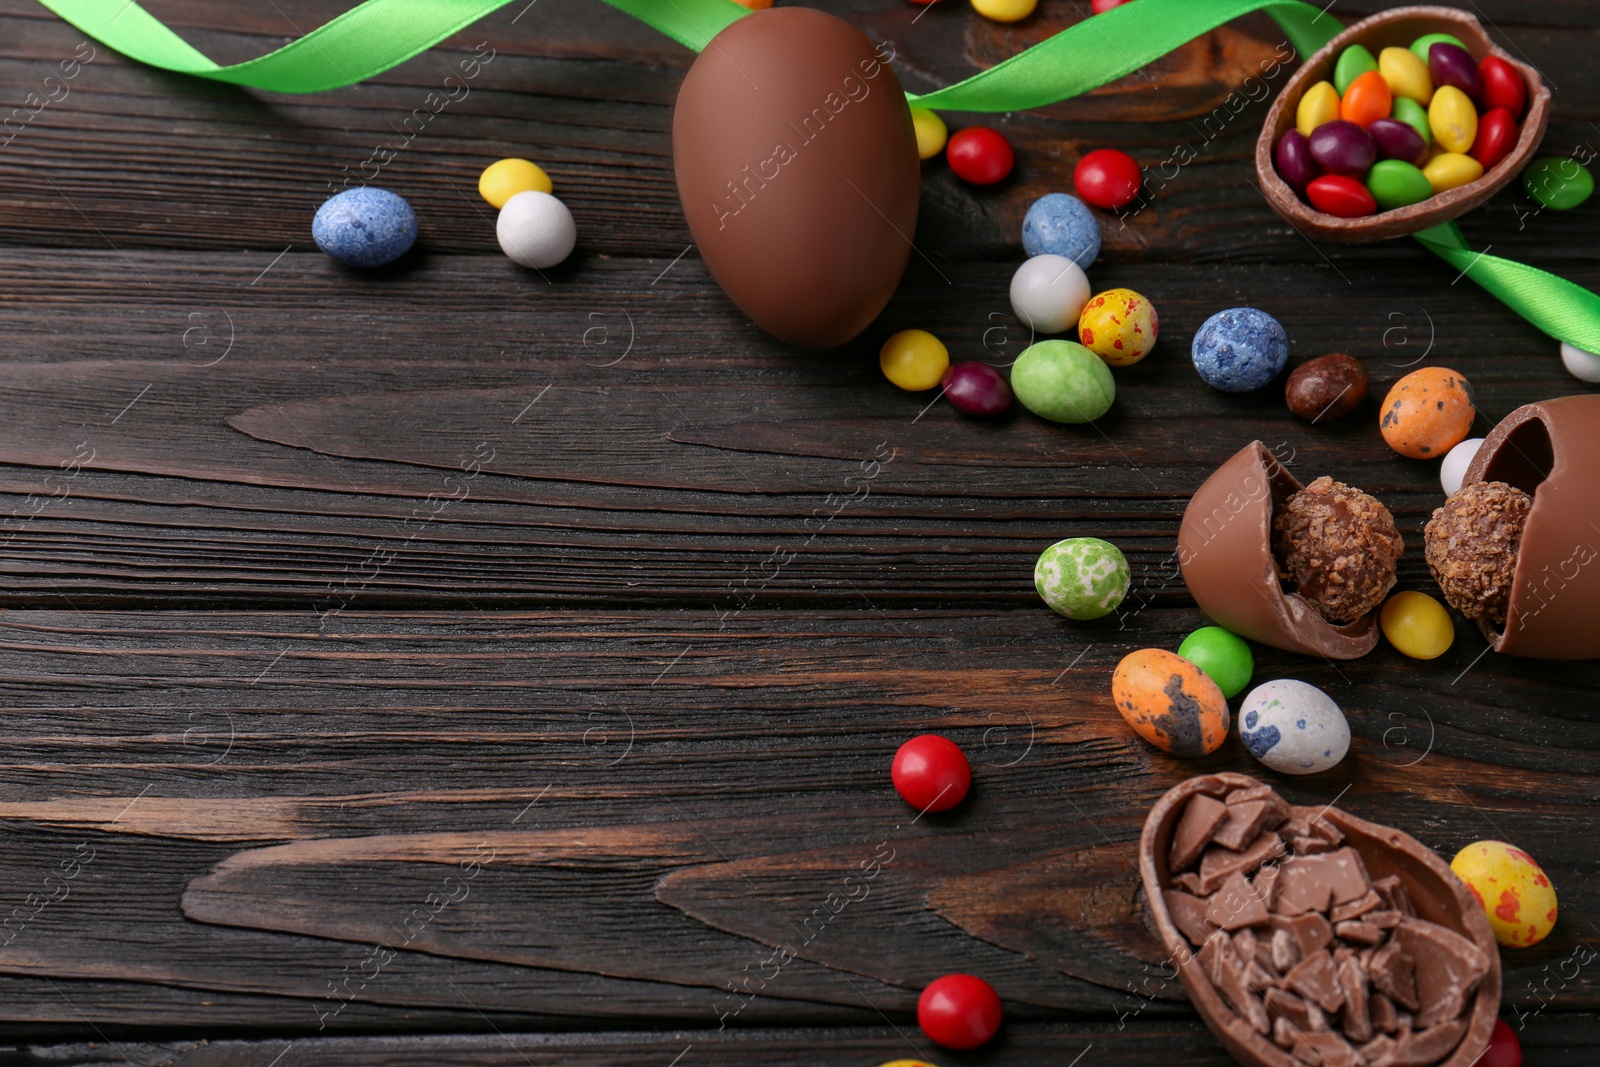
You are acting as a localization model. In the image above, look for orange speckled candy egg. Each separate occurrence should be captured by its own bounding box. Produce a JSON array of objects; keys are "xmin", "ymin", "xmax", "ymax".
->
[
  {"xmin": 1111, "ymin": 649, "xmax": 1229, "ymax": 758},
  {"xmin": 1079, "ymin": 287, "xmax": 1159, "ymax": 367},
  {"xmin": 1451, "ymin": 840, "xmax": 1558, "ymax": 948},
  {"xmin": 1379, "ymin": 366, "xmax": 1475, "ymax": 458}
]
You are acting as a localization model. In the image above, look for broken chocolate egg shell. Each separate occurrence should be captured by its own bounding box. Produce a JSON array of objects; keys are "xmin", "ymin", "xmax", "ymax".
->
[
  {"xmin": 1459, "ymin": 394, "xmax": 1600, "ymax": 659},
  {"xmin": 1140, "ymin": 773, "xmax": 1501, "ymax": 1067},
  {"xmin": 1178, "ymin": 442, "xmax": 1381, "ymax": 659}
]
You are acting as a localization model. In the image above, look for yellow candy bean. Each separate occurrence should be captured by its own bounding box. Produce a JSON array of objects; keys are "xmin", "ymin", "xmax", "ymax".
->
[
  {"xmin": 1380, "ymin": 591, "xmax": 1454, "ymax": 660},
  {"xmin": 1428, "ymin": 85, "xmax": 1479, "ymax": 154},
  {"xmin": 478, "ymin": 158, "xmax": 553, "ymax": 209},
  {"xmin": 880, "ymin": 329, "xmax": 949, "ymax": 391},
  {"xmin": 910, "ymin": 107, "xmax": 948, "ymax": 161},
  {"xmin": 1378, "ymin": 46, "xmax": 1433, "ymax": 105},
  {"xmin": 970, "ymin": 0, "xmax": 1035, "ymax": 21},
  {"xmin": 1423, "ymin": 151, "xmax": 1485, "ymax": 193},
  {"xmin": 1296, "ymin": 81, "xmax": 1341, "ymax": 138}
]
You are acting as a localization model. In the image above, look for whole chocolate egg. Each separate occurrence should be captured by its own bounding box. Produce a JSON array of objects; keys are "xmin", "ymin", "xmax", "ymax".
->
[{"xmin": 672, "ymin": 8, "xmax": 919, "ymax": 348}]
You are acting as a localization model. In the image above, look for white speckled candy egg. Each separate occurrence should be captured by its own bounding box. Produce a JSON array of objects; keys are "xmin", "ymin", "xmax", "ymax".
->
[{"xmin": 1238, "ymin": 679, "xmax": 1349, "ymax": 775}]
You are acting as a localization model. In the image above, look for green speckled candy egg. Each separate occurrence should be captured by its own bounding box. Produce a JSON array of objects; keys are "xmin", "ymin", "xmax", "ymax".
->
[{"xmin": 1033, "ymin": 537, "xmax": 1130, "ymax": 620}]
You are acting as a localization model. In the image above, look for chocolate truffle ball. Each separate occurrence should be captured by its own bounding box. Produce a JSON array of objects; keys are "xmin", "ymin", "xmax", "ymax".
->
[
  {"xmin": 1272, "ymin": 476, "xmax": 1405, "ymax": 624},
  {"xmin": 1425, "ymin": 480, "xmax": 1532, "ymax": 630}
]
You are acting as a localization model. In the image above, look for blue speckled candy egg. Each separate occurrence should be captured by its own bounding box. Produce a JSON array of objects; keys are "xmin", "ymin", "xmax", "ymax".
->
[
  {"xmin": 312, "ymin": 188, "xmax": 417, "ymax": 268},
  {"xmin": 1238, "ymin": 679, "xmax": 1349, "ymax": 775},
  {"xmin": 1192, "ymin": 307, "xmax": 1289, "ymax": 392},
  {"xmin": 1021, "ymin": 193, "xmax": 1101, "ymax": 270}
]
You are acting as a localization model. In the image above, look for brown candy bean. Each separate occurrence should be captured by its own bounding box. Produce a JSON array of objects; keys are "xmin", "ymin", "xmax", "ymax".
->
[{"xmin": 1286, "ymin": 353, "xmax": 1369, "ymax": 423}]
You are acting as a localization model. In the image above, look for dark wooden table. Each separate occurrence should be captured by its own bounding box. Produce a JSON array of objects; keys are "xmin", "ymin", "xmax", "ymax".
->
[{"xmin": 1, "ymin": 0, "xmax": 1597, "ymax": 1062}]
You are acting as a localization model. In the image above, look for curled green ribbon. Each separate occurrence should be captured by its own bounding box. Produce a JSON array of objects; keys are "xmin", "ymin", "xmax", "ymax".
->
[{"xmin": 34, "ymin": 0, "xmax": 1600, "ymax": 354}]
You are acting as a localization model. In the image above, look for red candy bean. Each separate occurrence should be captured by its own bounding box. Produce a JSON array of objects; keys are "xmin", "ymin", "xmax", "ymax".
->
[
  {"xmin": 918, "ymin": 974, "xmax": 1002, "ymax": 1050},
  {"xmin": 891, "ymin": 734, "xmax": 971, "ymax": 812},
  {"xmin": 1092, "ymin": 0, "xmax": 1132, "ymax": 9},
  {"xmin": 1479, "ymin": 1019, "xmax": 1522, "ymax": 1067},
  {"xmin": 1306, "ymin": 174, "xmax": 1377, "ymax": 217},
  {"xmin": 1472, "ymin": 107, "xmax": 1519, "ymax": 169},
  {"xmin": 1480, "ymin": 55, "xmax": 1526, "ymax": 118},
  {"xmin": 1074, "ymin": 148, "xmax": 1142, "ymax": 209},
  {"xmin": 942, "ymin": 361, "xmax": 1014, "ymax": 416},
  {"xmin": 946, "ymin": 127, "xmax": 1014, "ymax": 185}
]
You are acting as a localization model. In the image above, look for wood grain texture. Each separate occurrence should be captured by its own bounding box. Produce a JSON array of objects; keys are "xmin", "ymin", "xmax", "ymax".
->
[{"xmin": 1, "ymin": 0, "xmax": 1598, "ymax": 1058}]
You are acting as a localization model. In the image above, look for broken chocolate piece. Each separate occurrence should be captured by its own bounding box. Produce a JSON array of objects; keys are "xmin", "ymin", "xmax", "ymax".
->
[
  {"xmin": 1317, "ymin": 848, "xmax": 1373, "ymax": 904},
  {"xmin": 1290, "ymin": 1029, "xmax": 1361, "ymax": 1066},
  {"xmin": 1214, "ymin": 800, "xmax": 1276, "ymax": 851},
  {"xmin": 1213, "ymin": 934, "xmax": 1272, "ymax": 1035},
  {"xmin": 1394, "ymin": 916, "xmax": 1490, "ymax": 1029},
  {"xmin": 1368, "ymin": 941, "xmax": 1420, "ymax": 1012},
  {"xmin": 1276, "ymin": 858, "xmax": 1335, "ymax": 916},
  {"xmin": 1273, "ymin": 912, "xmax": 1335, "ymax": 959},
  {"xmin": 1358, "ymin": 1033, "xmax": 1397, "ymax": 1063},
  {"xmin": 1365, "ymin": 909, "xmax": 1402, "ymax": 930},
  {"xmin": 1334, "ymin": 920, "xmax": 1382, "ymax": 945},
  {"xmin": 1284, "ymin": 949, "xmax": 1345, "ymax": 1014},
  {"xmin": 1165, "ymin": 889, "xmax": 1219, "ymax": 947},
  {"xmin": 1172, "ymin": 871, "xmax": 1206, "ymax": 895},
  {"xmin": 1369, "ymin": 992, "xmax": 1399, "ymax": 1034},
  {"xmin": 1265, "ymin": 988, "xmax": 1329, "ymax": 1034},
  {"xmin": 1210, "ymin": 871, "xmax": 1272, "ymax": 931},
  {"xmin": 1199, "ymin": 831, "xmax": 1286, "ymax": 894},
  {"xmin": 1274, "ymin": 1015, "xmax": 1298, "ymax": 1049},
  {"xmin": 1373, "ymin": 875, "xmax": 1414, "ymax": 917},
  {"xmin": 1171, "ymin": 793, "xmax": 1230, "ymax": 871},
  {"xmin": 1386, "ymin": 1017, "xmax": 1469, "ymax": 1066},
  {"xmin": 1253, "ymin": 863, "xmax": 1282, "ymax": 912},
  {"xmin": 1330, "ymin": 888, "xmax": 1383, "ymax": 923},
  {"xmin": 1272, "ymin": 927, "xmax": 1301, "ymax": 974},
  {"xmin": 1336, "ymin": 948, "xmax": 1372, "ymax": 1043}
]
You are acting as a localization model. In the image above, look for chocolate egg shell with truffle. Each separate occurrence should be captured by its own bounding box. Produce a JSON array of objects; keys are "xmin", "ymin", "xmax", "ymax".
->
[
  {"xmin": 672, "ymin": 8, "xmax": 919, "ymax": 349},
  {"xmin": 1178, "ymin": 442, "xmax": 1381, "ymax": 659},
  {"xmin": 1459, "ymin": 394, "xmax": 1600, "ymax": 659},
  {"xmin": 1140, "ymin": 773, "xmax": 1500, "ymax": 1067}
]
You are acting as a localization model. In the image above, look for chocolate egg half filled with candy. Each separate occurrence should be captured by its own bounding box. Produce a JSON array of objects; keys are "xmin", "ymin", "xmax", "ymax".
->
[
  {"xmin": 1179, "ymin": 443, "xmax": 1403, "ymax": 659},
  {"xmin": 673, "ymin": 8, "xmax": 918, "ymax": 348},
  {"xmin": 1430, "ymin": 394, "xmax": 1600, "ymax": 659}
]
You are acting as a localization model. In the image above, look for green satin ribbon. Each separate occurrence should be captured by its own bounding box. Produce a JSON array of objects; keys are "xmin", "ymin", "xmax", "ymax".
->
[{"xmin": 35, "ymin": 0, "xmax": 1600, "ymax": 353}]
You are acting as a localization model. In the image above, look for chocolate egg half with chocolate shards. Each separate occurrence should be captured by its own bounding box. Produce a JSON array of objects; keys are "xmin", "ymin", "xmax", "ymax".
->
[
  {"xmin": 1433, "ymin": 394, "xmax": 1600, "ymax": 659},
  {"xmin": 672, "ymin": 8, "xmax": 919, "ymax": 348},
  {"xmin": 1178, "ymin": 442, "xmax": 1404, "ymax": 659}
]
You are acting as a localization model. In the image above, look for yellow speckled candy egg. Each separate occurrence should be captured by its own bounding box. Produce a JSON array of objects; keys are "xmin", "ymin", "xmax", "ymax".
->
[
  {"xmin": 876, "ymin": 1062, "xmax": 941, "ymax": 1067},
  {"xmin": 1079, "ymin": 288, "xmax": 1158, "ymax": 367},
  {"xmin": 1379, "ymin": 366, "xmax": 1475, "ymax": 459},
  {"xmin": 1451, "ymin": 840, "xmax": 1558, "ymax": 947},
  {"xmin": 1111, "ymin": 649, "xmax": 1229, "ymax": 758}
]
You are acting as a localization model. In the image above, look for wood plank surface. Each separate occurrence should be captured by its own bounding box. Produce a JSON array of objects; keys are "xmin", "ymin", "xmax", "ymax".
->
[{"xmin": 0, "ymin": 0, "xmax": 1596, "ymax": 1060}]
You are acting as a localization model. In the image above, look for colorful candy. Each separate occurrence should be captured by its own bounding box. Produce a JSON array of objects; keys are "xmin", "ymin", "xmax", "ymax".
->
[
  {"xmin": 1305, "ymin": 174, "xmax": 1376, "ymax": 217},
  {"xmin": 910, "ymin": 107, "xmax": 948, "ymax": 160},
  {"xmin": 1238, "ymin": 679, "xmax": 1350, "ymax": 775},
  {"xmin": 1450, "ymin": 840, "xmax": 1558, "ymax": 948},
  {"xmin": 1077, "ymin": 288, "xmax": 1158, "ymax": 366},
  {"xmin": 1332, "ymin": 44, "xmax": 1376, "ymax": 96},
  {"xmin": 1191, "ymin": 307, "xmax": 1289, "ymax": 392},
  {"xmin": 1112, "ymin": 649, "xmax": 1229, "ymax": 757},
  {"xmin": 1011, "ymin": 340, "xmax": 1115, "ymax": 423},
  {"xmin": 1428, "ymin": 42, "xmax": 1482, "ymax": 102},
  {"xmin": 1367, "ymin": 159, "xmax": 1432, "ymax": 210},
  {"xmin": 1367, "ymin": 118, "xmax": 1427, "ymax": 166},
  {"xmin": 917, "ymin": 974, "xmax": 1002, "ymax": 1050},
  {"xmin": 1471, "ymin": 107, "xmax": 1518, "ymax": 169},
  {"xmin": 970, "ymin": 0, "xmax": 1035, "ymax": 22},
  {"xmin": 1523, "ymin": 156, "xmax": 1595, "ymax": 210},
  {"xmin": 1296, "ymin": 80, "xmax": 1341, "ymax": 138},
  {"xmin": 1391, "ymin": 96, "xmax": 1432, "ymax": 146},
  {"xmin": 946, "ymin": 127, "xmax": 1014, "ymax": 185},
  {"xmin": 1273, "ymin": 129, "xmax": 1320, "ymax": 191},
  {"xmin": 1379, "ymin": 366, "xmax": 1475, "ymax": 459},
  {"xmin": 1074, "ymin": 148, "xmax": 1142, "ymax": 210},
  {"xmin": 1175, "ymin": 626, "xmax": 1253, "ymax": 699},
  {"xmin": 1479, "ymin": 55, "xmax": 1525, "ymax": 117},
  {"xmin": 313, "ymin": 187, "xmax": 417, "ymax": 268},
  {"xmin": 1409, "ymin": 32, "xmax": 1466, "ymax": 65},
  {"xmin": 1377, "ymin": 46, "xmax": 1432, "ymax": 104},
  {"xmin": 941, "ymin": 361, "xmax": 1014, "ymax": 415},
  {"xmin": 478, "ymin": 158, "xmax": 553, "ymax": 208},
  {"xmin": 1379, "ymin": 590, "xmax": 1455, "ymax": 660},
  {"xmin": 1428, "ymin": 85, "xmax": 1478, "ymax": 153},
  {"xmin": 880, "ymin": 329, "xmax": 950, "ymax": 391},
  {"xmin": 497, "ymin": 190, "xmax": 577, "ymax": 269},
  {"xmin": 1440, "ymin": 437, "xmax": 1484, "ymax": 495},
  {"xmin": 1091, "ymin": 0, "xmax": 1131, "ymax": 10},
  {"xmin": 1481, "ymin": 1019, "xmax": 1523, "ymax": 1067},
  {"xmin": 1423, "ymin": 151, "xmax": 1484, "ymax": 194},
  {"xmin": 1009, "ymin": 254, "xmax": 1091, "ymax": 334},
  {"xmin": 891, "ymin": 735, "xmax": 971, "ymax": 813},
  {"xmin": 1285, "ymin": 352, "xmax": 1367, "ymax": 422},
  {"xmin": 1021, "ymin": 192, "xmax": 1101, "ymax": 269},
  {"xmin": 1560, "ymin": 341, "xmax": 1600, "ymax": 383},
  {"xmin": 1034, "ymin": 537, "xmax": 1130, "ymax": 620},
  {"xmin": 1340, "ymin": 70, "xmax": 1392, "ymax": 128},
  {"xmin": 1308, "ymin": 120, "xmax": 1376, "ymax": 176}
]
